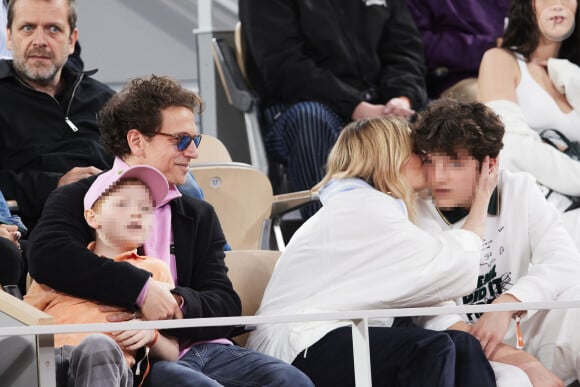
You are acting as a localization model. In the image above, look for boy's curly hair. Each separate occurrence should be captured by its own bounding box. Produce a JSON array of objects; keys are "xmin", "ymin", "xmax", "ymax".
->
[{"xmin": 412, "ymin": 99, "xmax": 504, "ymax": 163}]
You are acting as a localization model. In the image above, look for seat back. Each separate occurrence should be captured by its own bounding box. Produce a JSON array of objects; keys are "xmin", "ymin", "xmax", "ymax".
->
[
  {"xmin": 234, "ymin": 21, "xmax": 249, "ymax": 86},
  {"xmin": 224, "ymin": 250, "xmax": 280, "ymax": 346},
  {"xmin": 191, "ymin": 134, "xmax": 232, "ymax": 164},
  {"xmin": 211, "ymin": 37, "xmax": 269, "ymax": 176},
  {"xmin": 440, "ymin": 77, "xmax": 479, "ymax": 102},
  {"xmin": 190, "ymin": 164, "xmax": 273, "ymax": 250}
]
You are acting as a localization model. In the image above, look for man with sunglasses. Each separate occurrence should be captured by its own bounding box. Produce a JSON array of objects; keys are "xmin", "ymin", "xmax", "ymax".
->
[{"xmin": 28, "ymin": 75, "xmax": 313, "ymax": 386}]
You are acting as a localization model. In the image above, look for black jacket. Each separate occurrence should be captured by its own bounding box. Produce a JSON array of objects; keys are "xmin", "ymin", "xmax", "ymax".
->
[
  {"xmin": 0, "ymin": 60, "xmax": 114, "ymax": 229},
  {"xmin": 239, "ymin": 0, "xmax": 427, "ymax": 119},
  {"xmin": 28, "ymin": 175, "xmax": 241, "ymax": 341}
]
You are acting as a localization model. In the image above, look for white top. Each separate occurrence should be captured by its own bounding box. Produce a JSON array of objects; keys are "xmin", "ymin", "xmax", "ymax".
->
[
  {"xmin": 247, "ymin": 178, "xmax": 482, "ymax": 363},
  {"xmin": 490, "ymin": 59, "xmax": 580, "ymax": 201},
  {"xmin": 0, "ymin": 2, "xmax": 11, "ymax": 60},
  {"xmin": 515, "ymin": 55, "xmax": 580, "ymax": 141},
  {"xmin": 415, "ymin": 169, "xmax": 580, "ymax": 330}
]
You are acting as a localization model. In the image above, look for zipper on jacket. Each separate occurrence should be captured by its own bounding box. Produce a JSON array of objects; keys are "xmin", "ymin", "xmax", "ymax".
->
[
  {"xmin": 64, "ymin": 116, "xmax": 79, "ymax": 132},
  {"xmin": 64, "ymin": 72, "xmax": 85, "ymax": 133},
  {"xmin": 14, "ymin": 69, "xmax": 86, "ymax": 133}
]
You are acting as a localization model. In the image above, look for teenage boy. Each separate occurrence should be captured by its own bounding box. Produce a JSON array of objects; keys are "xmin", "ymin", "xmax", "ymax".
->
[
  {"xmin": 413, "ymin": 100, "xmax": 580, "ymax": 386},
  {"xmin": 26, "ymin": 165, "xmax": 179, "ymax": 386}
]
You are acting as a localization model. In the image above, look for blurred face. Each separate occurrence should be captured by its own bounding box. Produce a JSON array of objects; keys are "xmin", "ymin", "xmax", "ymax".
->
[
  {"xmin": 142, "ymin": 106, "xmax": 199, "ymax": 186},
  {"xmin": 7, "ymin": 0, "xmax": 77, "ymax": 89},
  {"xmin": 534, "ymin": 0, "xmax": 577, "ymax": 42},
  {"xmin": 91, "ymin": 182, "xmax": 155, "ymax": 252},
  {"xmin": 401, "ymin": 153, "xmax": 426, "ymax": 191},
  {"xmin": 423, "ymin": 149, "xmax": 480, "ymax": 209}
]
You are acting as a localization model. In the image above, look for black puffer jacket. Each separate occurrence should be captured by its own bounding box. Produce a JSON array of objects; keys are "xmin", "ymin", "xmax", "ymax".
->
[
  {"xmin": 0, "ymin": 60, "xmax": 114, "ymax": 229},
  {"xmin": 239, "ymin": 0, "xmax": 427, "ymax": 119}
]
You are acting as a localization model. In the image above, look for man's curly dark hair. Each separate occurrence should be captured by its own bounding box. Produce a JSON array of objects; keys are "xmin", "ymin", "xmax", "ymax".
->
[
  {"xmin": 98, "ymin": 75, "xmax": 204, "ymax": 157},
  {"xmin": 412, "ymin": 99, "xmax": 504, "ymax": 164}
]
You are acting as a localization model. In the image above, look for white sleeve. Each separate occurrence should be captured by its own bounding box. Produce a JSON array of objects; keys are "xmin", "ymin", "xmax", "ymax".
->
[
  {"xmin": 381, "ymin": 224, "xmax": 483, "ymax": 307},
  {"xmin": 506, "ymin": 175, "xmax": 580, "ymax": 302},
  {"xmin": 547, "ymin": 58, "xmax": 580, "ymax": 112},
  {"xmin": 488, "ymin": 99, "xmax": 580, "ymax": 196}
]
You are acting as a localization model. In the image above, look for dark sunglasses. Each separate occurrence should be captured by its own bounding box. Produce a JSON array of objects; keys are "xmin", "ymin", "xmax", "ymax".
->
[{"xmin": 156, "ymin": 132, "xmax": 202, "ymax": 151}]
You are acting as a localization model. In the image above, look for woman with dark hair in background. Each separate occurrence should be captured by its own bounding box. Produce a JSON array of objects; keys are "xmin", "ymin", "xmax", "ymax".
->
[{"xmin": 478, "ymin": 0, "xmax": 580, "ymax": 247}]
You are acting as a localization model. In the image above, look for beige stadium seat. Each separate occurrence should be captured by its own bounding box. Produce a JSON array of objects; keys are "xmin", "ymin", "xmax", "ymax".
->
[
  {"xmin": 440, "ymin": 77, "xmax": 479, "ymax": 102},
  {"xmin": 190, "ymin": 163, "xmax": 317, "ymax": 250},
  {"xmin": 211, "ymin": 36, "xmax": 268, "ymax": 176},
  {"xmin": 191, "ymin": 134, "xmax": 232, "ymax": 164},
  {"xmin": 224, "ymin": 250, "xmax": 280, "ymax": 346}
]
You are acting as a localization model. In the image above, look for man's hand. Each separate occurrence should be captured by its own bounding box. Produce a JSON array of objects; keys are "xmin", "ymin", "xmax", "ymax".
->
[
  {"xmin": 471, "ymin": 310, "xmax": 513, "ymax": 357},
  {"xmin": 141, "ymin": 280, "xmax": 183, "ymax": 320},
  {"xmin": 57, "ymin": 166, "xmax": 102, "ymax": 187},
  {"xmin": 383, "ymin": 97, "xmax": 415, "ymax": 119},
  {"xmin": 471, "ymin": 293, "xmax": 522, "ymax": 357},
  {"xmin": 100, "ymin": 304, "xmax": 137, "ymax": 323},
  {"xmin": 0, "ymin": 224, "xmax": 21, "ymax": 249},
  {"xmin": 351, "ymin": 101, "xmax": 387, "ymax": 121}
]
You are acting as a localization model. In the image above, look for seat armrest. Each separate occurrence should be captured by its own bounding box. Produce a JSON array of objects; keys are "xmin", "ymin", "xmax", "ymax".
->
[
  {"xmin": 271, "ymin": 190, "xmax": 320, "ymax": 217},
  {"xmin": 0, "ymin": 290, "xmax": 54, "ymax": 326},
  {"xmin": 7, "ymin": 200, "xmax": 18, "ymax": 212}
]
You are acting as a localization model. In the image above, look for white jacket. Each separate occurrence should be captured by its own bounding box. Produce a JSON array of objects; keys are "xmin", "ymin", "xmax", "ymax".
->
[
  {"xmin": 488, "ymin": 58, "xmax": 580, "ymax": 197},
  {"xmin": 247, "ymin": 178, "xmax": 482, "ymax": 363},
  {"xmin": 416, "ymin": 170, "xmax": 580, "ymax": 330}
]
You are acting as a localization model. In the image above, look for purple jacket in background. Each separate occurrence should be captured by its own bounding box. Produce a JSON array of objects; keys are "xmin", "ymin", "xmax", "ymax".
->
[{"xmin": 406, "ymin": 0, "xmax": 511, "ymax": 97}]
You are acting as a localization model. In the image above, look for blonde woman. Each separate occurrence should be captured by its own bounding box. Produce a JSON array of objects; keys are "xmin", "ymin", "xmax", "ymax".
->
[{"xmin": 247, "ymin": 116, "xmax": 498, "ymax": 387}]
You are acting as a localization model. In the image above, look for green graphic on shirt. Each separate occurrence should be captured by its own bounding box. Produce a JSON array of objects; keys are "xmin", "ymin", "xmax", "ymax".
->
[{"xmin": 463, "ymin": 265, "xmax": 512, "ymax": 321}]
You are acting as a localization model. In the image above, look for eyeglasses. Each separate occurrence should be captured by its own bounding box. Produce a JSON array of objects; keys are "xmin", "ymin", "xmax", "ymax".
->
[{"xmin": 155, "ymin": 132, "xmax": 202, "ymax": 151}]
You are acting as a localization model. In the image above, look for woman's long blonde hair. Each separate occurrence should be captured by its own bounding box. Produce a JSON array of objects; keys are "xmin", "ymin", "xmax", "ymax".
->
[{"xmin": 314, "ymin": 116, "xmax": 417, "ymax": 220}]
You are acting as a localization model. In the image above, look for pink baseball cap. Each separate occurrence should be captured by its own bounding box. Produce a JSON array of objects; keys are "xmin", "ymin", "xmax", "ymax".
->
[{"xmin": 84, "ymin": 165, "xmax": 169, "ymax": 210}]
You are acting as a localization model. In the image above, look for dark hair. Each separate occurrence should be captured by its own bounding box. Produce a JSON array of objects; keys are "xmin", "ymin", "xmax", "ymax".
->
[
  {"xmin": 412, "ymin": 99, "xmax": 504, "ymax": 163},
  {"xmin": 502, "ymin": 0, "xmax": 580, "ymax": 64},
  {"xmin": 8, "ymin": 0, "xmax": 77, "ymax": 33},
  {"xmin": 98, "ymin": 75, "xmax": 204, "ymax": 158}
]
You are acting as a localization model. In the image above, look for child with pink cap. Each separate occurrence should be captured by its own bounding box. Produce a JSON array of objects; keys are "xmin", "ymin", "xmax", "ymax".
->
[{"xmin": 26, "ymin": 165, "xmax": 178, "ymax": 386}]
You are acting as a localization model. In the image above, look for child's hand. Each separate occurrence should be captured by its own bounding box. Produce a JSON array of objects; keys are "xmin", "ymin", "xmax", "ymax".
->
[{"xmin": 112, "ymin": 328, "xmax": 155, "ymax": 351}]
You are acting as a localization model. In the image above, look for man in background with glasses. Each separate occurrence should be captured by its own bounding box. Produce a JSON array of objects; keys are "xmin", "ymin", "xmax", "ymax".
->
[
  {"xmin": 0, "ymin": 0, "xmax": 114, "ymax": 233},
  {"xmin": 29, "ymin": 75, "xmax": 314, "ymax": 386}
]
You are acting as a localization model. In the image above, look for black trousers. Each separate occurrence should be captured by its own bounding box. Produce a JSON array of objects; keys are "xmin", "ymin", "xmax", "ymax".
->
[
  {"xmin": 0, "ymin": 236, "xmax": 23, "ymax": 286},
  {"xmin": 292, "ymin": 319, "xmax": 495, "ymax": 387}
]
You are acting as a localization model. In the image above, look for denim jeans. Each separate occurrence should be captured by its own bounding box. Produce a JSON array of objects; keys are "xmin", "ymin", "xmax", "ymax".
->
[
  {"xmin": 55, "ymin": 334, "xmax": 132, "ymax": 387},
  {"xmin": 144, "ymin": 343, "xmax": 313, "ymax": 387}
]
